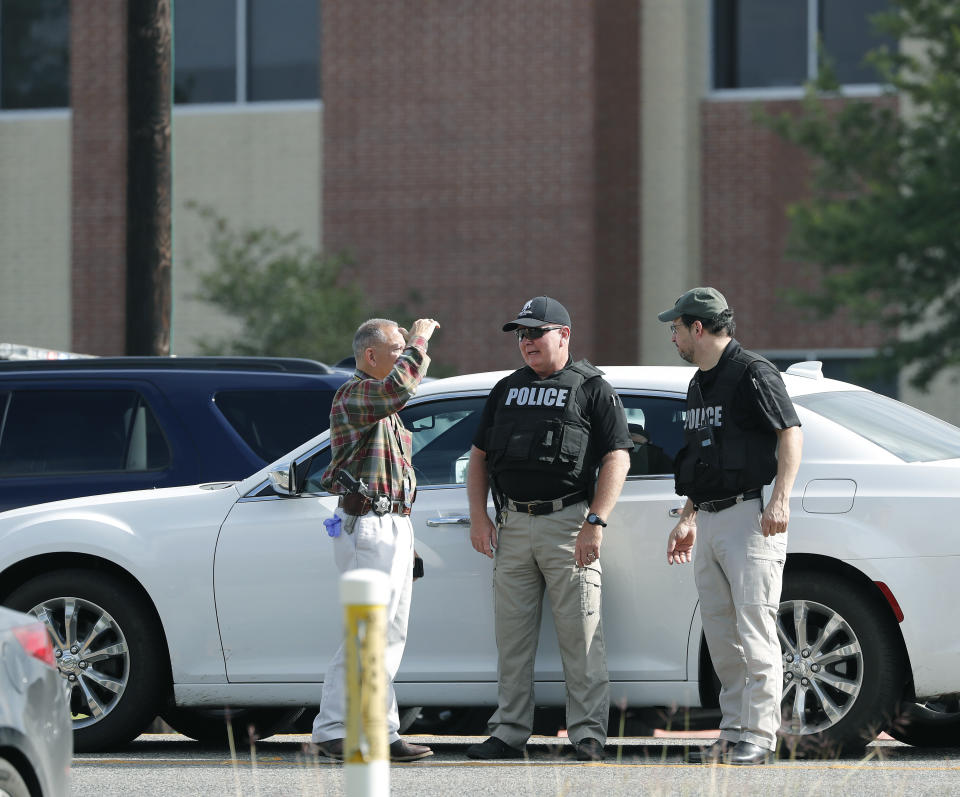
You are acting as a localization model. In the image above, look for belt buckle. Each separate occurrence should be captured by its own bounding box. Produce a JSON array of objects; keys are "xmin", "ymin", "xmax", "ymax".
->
[
  {"xmin": 372, "ymin": 495, "xmax": 391, "ymax": 515},
  {"xmin": 735, "ymin": 493, "xmax": 743, "ymax": 505},
  {"xmin": 527, "ymin": 503, "xmax": 536, "ymax": 515}
]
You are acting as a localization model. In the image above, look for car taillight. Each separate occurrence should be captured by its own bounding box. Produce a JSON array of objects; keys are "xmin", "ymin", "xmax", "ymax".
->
[{"xmin": 12, "ymin": 622, "xmax": 55, "ymax": 668}]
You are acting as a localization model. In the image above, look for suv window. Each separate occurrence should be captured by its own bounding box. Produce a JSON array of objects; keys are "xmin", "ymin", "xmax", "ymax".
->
[
  {"xmin": 0, "ymin": 390, "xmax": 171, "ymax": 476},
  {"xmin": 619, "ymin": 394, "xmax": 685, "ymax": 476},
  {"xmin": 215, "ymin": 390, "xmax": 336, "ymax": 463}
]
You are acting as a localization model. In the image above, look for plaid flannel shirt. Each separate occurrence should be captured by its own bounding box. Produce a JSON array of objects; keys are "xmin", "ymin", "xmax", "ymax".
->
[{"xmin": 320, "ymin": 335, "xmax": 430, "ymax": 501}]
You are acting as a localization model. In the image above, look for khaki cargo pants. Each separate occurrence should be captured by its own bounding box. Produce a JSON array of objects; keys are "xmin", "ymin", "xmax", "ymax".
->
[
  {"xmin": 694, "ymin": 497, "xmax": 786, "ymax": 751},
  {"xmin": 487, "ymin": 501, "xmax": 609, "ymax": 747}
]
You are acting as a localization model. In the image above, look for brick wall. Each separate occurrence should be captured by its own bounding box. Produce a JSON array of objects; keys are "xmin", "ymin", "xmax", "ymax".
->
[
  {"xmin": 701, "ymin": 97, "xmax": 896, "ymax": 351},
  {"xmin": 322, "ymin": 0, "xmax": 640, "ymax": 373},
  {"xmin": 70, "ymin": 0, "xmax": 128, "ymax": 355}
]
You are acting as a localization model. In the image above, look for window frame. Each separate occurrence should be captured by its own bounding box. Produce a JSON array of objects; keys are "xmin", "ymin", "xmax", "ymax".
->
[
  {"xmin": 709, "ymin": 0, "xmax": 893, "ymax": 99},
  {"xmin": 173, "ymin": 0, "xmax": 321, "ymax": 109}
]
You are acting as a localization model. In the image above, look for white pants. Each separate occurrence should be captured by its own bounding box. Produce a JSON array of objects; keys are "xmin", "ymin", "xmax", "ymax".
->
[
  {"xmin": 694, "ymin": 498, "xmax": 786, "ymax": 751},
  {"xmin": 311, "ymin": 510, "xmax": 414, "ymax": 744}
]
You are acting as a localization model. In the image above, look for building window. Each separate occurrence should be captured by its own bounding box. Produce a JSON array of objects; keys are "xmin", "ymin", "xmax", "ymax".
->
[
  {"xmin": 761, "ymin": 350, "xmax": 898, "ymax": 398},
  {"xmin": 0, "ymin": 0, "xmax": 70, "ymax": 110},
  {"xmin": 174, "ymin": 0, "xmax": 320, "ymax": 105},
  {"xmin": 713, "ymin": 0, "xmax": 896, "ymax": 91}
]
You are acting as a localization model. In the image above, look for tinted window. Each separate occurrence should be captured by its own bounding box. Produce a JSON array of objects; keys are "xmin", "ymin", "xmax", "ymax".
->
[
  {"xmin": 248, "ymin": 0, "xmax": 319, "ymax": 101},
  {"xmin": 0, "ymin": 390, "xmax": 171, "ymax": 475},
  {"xmin": 215, "ymin": 389, "xmax": 335, "ymax": 462},
  {"xmin": 619, "ymin": 394, "xmax": 686, "ymax": 476},
  {"xmin": 794, "ymin": 390, "xmax": 960, "ymax": 462},
  {"xmin": 173, "ymin": 0, "xmax": 237, "ymax": 103},
  {"xmin": 400, "ymin": 397, "xmax": 487, "ymax": 486},
  {"xmin": 303, "ymin": 446, "xmax": 331, "ymax": 493},
  {"xmin": 0, "ymin": 0, "xmax": 69, "ymax": 109},
  {"xmin": 821, "ymin": 0, "xmax": 896, "ymax": 85},
  {"xmin": 713, "ymin": 0, "xmax": 894, "ymax": 90},
  {"xmin": 713, "ymin": 0, "xmax": 807, "ymax": 90}
]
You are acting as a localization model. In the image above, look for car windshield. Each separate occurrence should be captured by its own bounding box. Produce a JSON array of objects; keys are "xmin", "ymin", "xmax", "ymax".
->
[{"xmin": 794, "ymin": 390, "xmax": 960, "ymax": 463}]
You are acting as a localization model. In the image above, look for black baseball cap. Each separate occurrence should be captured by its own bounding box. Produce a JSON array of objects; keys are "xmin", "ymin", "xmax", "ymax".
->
[
  {"xmin": 502, "ymin": 296, "xmax": 572, "ymax": 331},
  {"xmin": 657, "ymin": 287, "xmax": 728, "ymax": 322}
]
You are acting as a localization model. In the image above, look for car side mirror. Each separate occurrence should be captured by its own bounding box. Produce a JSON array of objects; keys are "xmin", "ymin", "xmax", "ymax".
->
[{"xmin": 269, "ymin": 460, "xmax": 303, "ymax": 497}]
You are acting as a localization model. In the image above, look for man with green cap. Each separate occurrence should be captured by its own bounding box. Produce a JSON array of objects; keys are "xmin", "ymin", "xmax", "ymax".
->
[{"xmin": 659, "ymin": 287, "xmax": 803, "ymax": 765}]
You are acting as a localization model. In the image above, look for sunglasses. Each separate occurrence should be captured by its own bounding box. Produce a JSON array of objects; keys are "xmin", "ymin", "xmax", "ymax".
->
[{"xmin": 516, "ymin": 325, "xmax": 563, "ymax": 341}]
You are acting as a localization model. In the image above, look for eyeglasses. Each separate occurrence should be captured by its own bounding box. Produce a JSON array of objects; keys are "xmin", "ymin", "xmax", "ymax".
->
[
  {"xmin": 516, "ymin": 326, "xmax": 563, "ymax": 341},
  {"xmin": 669, "ymin": 323, "xmax": 684, "ymax": 335}
]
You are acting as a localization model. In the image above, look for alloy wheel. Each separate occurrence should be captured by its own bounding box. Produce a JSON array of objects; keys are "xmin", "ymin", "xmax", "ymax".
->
[
  {"xmin": 28, "ymin": 596, "xmax": 130, "ymax": 729},
  {"xmin": 778, "ymin": 598, "xmax": 864, "ymax": 735}
]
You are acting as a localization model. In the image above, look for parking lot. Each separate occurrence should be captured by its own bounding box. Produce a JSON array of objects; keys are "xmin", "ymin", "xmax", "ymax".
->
[{"xmin": 70, "ymin": 733, "xmax": 960, "ymax": 796}]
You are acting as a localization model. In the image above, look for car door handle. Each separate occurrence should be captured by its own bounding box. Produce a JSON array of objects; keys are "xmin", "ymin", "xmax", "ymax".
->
[
  {"xmin": 669, "ymin": 506, "xmax": 685, "ymax": 518},
  {"xmin": 426, "ymin": 515, "xmax": 472, "ymax": 526}
]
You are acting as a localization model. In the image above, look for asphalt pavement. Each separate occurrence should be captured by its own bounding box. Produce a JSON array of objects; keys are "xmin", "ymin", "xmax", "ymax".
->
[{"xmin": 69, "ymin": 733, "xmax": 960, "ymax": 796}]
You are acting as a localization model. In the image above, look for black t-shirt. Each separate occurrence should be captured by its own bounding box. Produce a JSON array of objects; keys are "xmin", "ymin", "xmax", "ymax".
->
[
  {"xmin": 691, "ymin": 339, "xmax": 801, "ymax": 501},
  {"xmin": 472, "ymin": 361, "xmax": 632, "ymax": 501},
  {"xmin": 696, "ymin": 339, "xmax": 801, "ymax": 433}
]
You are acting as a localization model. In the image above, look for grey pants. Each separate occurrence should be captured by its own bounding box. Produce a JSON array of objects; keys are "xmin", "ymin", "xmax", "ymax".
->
[
  {"xmin": 488, "ymin": 501, "xmax": 609, "ymax": 747},
  {"xmin": 694, "ymin": 498, "xmax": 786, "ymax": 751}
]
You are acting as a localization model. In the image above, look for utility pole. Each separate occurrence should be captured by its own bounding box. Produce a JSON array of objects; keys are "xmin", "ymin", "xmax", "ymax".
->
[{"xmin": 126, "ymin": 0, "xmax": 172, "ymax": 355}]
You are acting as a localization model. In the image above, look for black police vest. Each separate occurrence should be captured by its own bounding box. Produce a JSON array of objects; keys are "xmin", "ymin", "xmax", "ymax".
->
[
  {"xmin": 483, "ymin": 360, "xmax": 602, "ymax": 483},
  {"xmin": 674, "ymin": 348, "xmax": 778, "ymax": 497}
]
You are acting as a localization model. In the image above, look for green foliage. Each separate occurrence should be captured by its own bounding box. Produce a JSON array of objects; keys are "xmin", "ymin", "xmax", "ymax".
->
[
  {"xmin": 188, "ymin": 203, "xmax": 368, "ymax": 363},
  {"xmin": 758, "ymin": 0, "xmax": 960, "ymax": 389}
]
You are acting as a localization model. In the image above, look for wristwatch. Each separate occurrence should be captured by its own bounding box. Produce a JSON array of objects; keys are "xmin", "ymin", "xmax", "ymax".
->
[{"xmin": 586, "ymin": 512, "xmax": 607, "ymax": 527}]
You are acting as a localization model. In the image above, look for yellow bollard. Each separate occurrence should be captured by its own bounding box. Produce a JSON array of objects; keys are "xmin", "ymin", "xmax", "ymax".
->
[{"xmin": 341, "ymin": 569, "xmax": 390, "ymax": 797}]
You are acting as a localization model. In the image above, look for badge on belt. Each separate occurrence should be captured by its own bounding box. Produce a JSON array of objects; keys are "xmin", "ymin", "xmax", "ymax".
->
[{"xmin": 373, "ymin": 494, "xmax": 391, "ymax": 515}]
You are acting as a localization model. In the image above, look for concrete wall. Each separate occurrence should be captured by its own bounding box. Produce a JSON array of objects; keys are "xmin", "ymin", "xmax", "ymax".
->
[
  {"xmin": 0, "ymin": 114, "xmax": 72, "ymax": 351},
  {"xmin": 170, "ymin": 105, "xmax": 323, "ymax": 355},
  {"xmin": 639, "ymin": 0, "xmax": 707, "ymax": 365},
  {"xmin": 0, "ymin": 107, "xmax": 322, "ymax": 357}
]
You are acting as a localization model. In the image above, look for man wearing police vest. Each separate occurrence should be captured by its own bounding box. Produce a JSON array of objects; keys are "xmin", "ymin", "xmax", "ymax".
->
[
  {"xmin": 465, "ymin": 296, "xmax": 631, "ymax": 762},
  {"xmin": 661, "ymin": 287, "xmax": 802, "ymax": 766}
]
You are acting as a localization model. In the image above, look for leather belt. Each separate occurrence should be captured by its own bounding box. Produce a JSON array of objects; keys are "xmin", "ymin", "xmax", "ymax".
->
[
  {"xmin": 505, "ymin": 490, "xmax": 588, "ymax": 516},
  {"xmin": 694, "ymin": 488, "xmax": 762, "ymax": 513},
  {"xmin": 338, "ymin": 493, "xmax": 412, "ymax": 517}
]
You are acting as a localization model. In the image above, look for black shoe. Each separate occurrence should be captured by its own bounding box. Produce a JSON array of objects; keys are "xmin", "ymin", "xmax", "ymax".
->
[
  {"xmin": 689, "ymin": 738, "xmax": 735, "ymax": 763},
  {"xmin": 727, "ymin": 741, "xmax": 772, "ymax": 766},
  {"xmin": 313, "ymin": 738, "xmax": 344, "ymax": 760},
  {"xmin": 390, "ymin": 739, "xmax": 433, "ymax": 761},
  {"xmin": 575, "ymin": 738, "xmax": 605, "ymax": 761},
  {"xmin": 465, "ymin": 736, "xmax": 524, "ymax": 760}
]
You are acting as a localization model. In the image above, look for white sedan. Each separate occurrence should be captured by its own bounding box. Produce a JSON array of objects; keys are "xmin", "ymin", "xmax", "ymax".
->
[{"xmin": 1, "ymin": 364, "xmax": 959, "ymax": 753}]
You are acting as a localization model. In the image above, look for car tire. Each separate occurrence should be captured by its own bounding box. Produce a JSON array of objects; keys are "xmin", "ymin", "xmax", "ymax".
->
[
  {"xmin": 160, "ymin": 706, "xmax": 305, "ymax": 746},
  {"xmin": 887, "ymin": 697, "xmax": 960, "ymax": 748},
  {"xmin": 0, "ymin": 757, "xmax": 30, "ymax": 797},
  {"xmin": 777, "ymin": 571, "xmax": 905, "ymax": 755},
  {"xmin": 5, "ymin": 569, "xmax": 167, "ymax": 753}
]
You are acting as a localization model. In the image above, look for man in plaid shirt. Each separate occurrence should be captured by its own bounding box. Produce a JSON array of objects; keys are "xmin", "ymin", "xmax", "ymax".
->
[{"xmin": 311, "ymin": 317, "xmax": 440, "ymax": 763}]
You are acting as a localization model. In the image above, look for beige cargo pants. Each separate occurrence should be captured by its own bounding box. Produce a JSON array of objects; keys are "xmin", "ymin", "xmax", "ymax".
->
[
  {"xmin": 694, "ymin": 497, "xmax": 786, "ymax": 751},
  {"xmin": 487, "ymin": 501, "xmax": 609, "ymax": 747}
]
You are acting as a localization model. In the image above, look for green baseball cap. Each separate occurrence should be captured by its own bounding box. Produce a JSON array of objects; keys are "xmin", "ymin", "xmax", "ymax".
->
[{"xmin": 657, "ymin": 287, "xmax": 728, "ymax": 322}]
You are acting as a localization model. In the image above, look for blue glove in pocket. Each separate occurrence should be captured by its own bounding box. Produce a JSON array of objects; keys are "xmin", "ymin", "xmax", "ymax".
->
[{"xmin": 323, "ymin": 515, "xmax": 342, "ymax": 538}]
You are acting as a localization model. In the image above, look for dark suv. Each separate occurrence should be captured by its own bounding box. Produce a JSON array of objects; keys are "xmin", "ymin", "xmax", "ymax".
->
[{"xmin": 0, "ymin": 357, "xmax": 350, "ymax": 512}]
